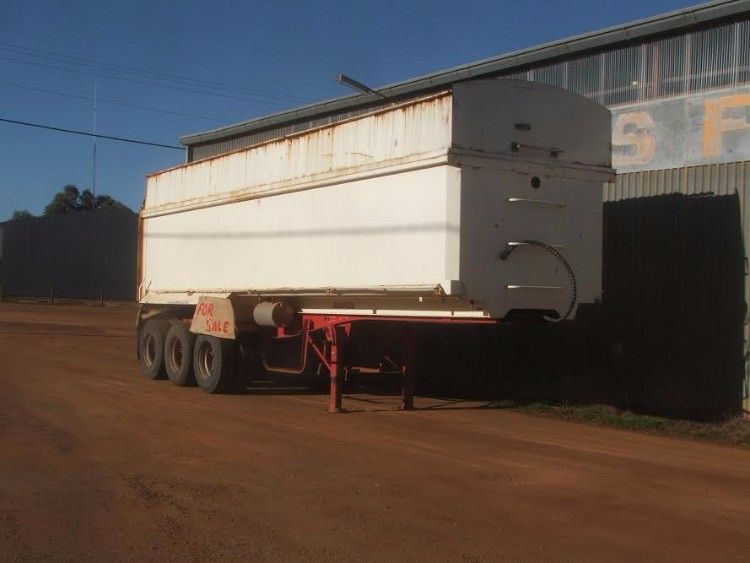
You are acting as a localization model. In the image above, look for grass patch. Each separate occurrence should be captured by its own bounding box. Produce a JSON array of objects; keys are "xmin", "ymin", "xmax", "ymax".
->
[{"xmin": 489, "ymin": 400, "xmax": 750, "ymax": 448}]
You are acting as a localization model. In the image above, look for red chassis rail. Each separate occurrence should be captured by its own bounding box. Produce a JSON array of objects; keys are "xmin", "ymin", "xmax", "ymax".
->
[{"xmin": 262, "ymin": 313, "xmax": 497, "ymax": 413}]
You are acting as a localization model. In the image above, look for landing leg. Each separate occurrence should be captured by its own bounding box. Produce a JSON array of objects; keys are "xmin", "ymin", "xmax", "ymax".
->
[
  {"xmin": 327, "ymin": 326, "xmax": 345, "ymax": 413},
  {"xmin": 401, "ymin": 332, "xmax": 417, "ymax": 411}
]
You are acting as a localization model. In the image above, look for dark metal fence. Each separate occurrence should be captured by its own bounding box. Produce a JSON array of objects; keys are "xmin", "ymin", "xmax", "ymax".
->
[{"xmin": 0, "ymin": 208, "xmax": 138, "ymax": 301}]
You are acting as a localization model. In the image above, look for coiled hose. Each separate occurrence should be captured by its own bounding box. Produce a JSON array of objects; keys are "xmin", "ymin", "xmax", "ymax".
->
[{"xmin": 498, "ymin": 239, "xmax": 577, "ymax": 322}]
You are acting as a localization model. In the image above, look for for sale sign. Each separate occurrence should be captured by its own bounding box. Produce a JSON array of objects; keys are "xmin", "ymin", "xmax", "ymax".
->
[{"xmin": 190, "ymin": 296, "xmax": 236, "ymax": 339}]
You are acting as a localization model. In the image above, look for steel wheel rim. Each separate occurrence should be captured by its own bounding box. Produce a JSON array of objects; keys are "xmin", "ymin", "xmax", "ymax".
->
[
  {"xmin": 144, "ymin": 332, "xmax": 156, "ymax": 368},
  {"xmin": 169, "ymin": 338, "xmax": 183, "ymax": 373},
  {"xmin": 198, "ymin": 340, "xmax": 214, "ymax": 379}
]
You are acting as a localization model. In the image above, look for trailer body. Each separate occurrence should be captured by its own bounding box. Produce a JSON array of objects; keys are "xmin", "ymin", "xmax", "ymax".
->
[
  {"xmin": 140, "ymin": 81, "xmax": 612, "ymax": 321},
  {"xmin": 136, "ymin": 80, "xmax": 614, "ymax": 410}
]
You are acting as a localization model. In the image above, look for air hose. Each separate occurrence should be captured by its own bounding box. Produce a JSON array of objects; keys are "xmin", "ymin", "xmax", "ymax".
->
[{"xmin": 498, "ymin": 239, "xmax": 577, "ymax": 322}]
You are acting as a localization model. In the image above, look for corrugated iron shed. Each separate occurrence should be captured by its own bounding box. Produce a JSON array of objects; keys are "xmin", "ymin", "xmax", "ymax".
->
[{"xmin": 181, "ymin": 0, "xmax": 750, "ymax": 154}]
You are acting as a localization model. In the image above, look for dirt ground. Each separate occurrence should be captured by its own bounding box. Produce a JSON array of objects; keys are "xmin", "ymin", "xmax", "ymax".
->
[{"xmin": 1, "ymin": 303, "xmax": 749, "ymax": 561}]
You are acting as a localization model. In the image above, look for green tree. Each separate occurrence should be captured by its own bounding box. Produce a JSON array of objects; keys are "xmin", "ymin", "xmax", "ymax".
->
[
  {"xmin": 10, "ymin": 209, "xmax": 35, "ymax": 221},
  {"xmin": 78, "ymin": 188, "xmax": 95, "ymax": 210},
  {"xmin": 44, "ymin": 184, "xmax": 80, "ymax": 215},
  {"xmin": 93, "ymin": 194, "xmax": 128, "ymax": 210},
  {"xmin": 42, "ymin": 185, "xmax": 130, "ymax": 215}
]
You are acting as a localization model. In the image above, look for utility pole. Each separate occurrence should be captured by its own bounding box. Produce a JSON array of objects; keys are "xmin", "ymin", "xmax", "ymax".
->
[
  {"xmin": 91, "ymin": 80, "xmax": 98, "ymax": 200},
  {"xmin": 91, "ymin": 80, "xmax": 99, "ymax": 304}
]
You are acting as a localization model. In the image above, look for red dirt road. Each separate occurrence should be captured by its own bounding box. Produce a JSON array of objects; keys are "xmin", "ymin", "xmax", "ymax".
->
[{"xmin": 1, "ymin": 303, "xmax": 749, "ymax": 561}]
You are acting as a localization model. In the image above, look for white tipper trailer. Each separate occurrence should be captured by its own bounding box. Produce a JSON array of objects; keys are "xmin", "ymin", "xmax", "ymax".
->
[{"xmin": 136, "ymin": 80, "xmax": 614, "ymax": 411}]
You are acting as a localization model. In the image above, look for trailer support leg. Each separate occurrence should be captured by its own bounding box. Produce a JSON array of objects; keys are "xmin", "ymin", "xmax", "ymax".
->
[
  {"xmin": 401, "ymin": 332, "xmax": 417, "ymax": 411},
  {"xmin": 327, "ymin": 326, "xmax": 345, "ymax": 413}
]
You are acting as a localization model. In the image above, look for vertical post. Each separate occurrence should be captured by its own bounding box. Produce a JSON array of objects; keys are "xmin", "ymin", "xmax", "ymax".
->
[
  {"xmin": 327, "ymin": 326, "xmax": 344, "ymax": 413},
  {"xmin": 0, "ymin": 282, "xmax": 3, "ymax": 304},
  {"xmin": 401, "ymin": 330, "xmax": 418, "ymax": 411},
  {"xmin": 50, "ymin": 282, "xmax": 54, "ymax": 305},
  {"xmin": 92, "ymin": 80, "xmax": 98, "ymax": 199},
  {"xmin": 100, "ymin": 285, "xmax": 104, "ymax": 307}
]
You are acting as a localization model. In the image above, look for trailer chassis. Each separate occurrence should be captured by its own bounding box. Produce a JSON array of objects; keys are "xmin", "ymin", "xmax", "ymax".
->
[{"xmin": 262, "ymin": 314, "xmax": 496, "ymax": 413}]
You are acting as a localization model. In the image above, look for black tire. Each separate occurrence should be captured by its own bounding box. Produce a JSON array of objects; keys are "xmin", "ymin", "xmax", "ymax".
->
[
  {"xmin": 138, "ymin": 319, "xmax": 168, "ymax": 380},
  {"xmin": 193, "ymin": 335, "xmax": 237, "ymax": 394},
  {"xmin": 164, "ymin": 321, "xmax": 196, "ymax": 386}
]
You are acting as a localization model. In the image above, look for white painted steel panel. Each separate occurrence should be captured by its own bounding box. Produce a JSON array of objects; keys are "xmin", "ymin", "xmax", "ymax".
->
[
  {"xmin": 142, "ymin": 165, "xmax": 459, "ymax": 297},
  {"xmin": 458, "ymin": 159, "xmax": 605, "ymax": 317},
  {"xmin": 452, "ymin": 81, "xmax": 611, "ymax": 168},
  {"xmin": 141, "ymin": 81, "xmax": 612, "ymax": 319}
]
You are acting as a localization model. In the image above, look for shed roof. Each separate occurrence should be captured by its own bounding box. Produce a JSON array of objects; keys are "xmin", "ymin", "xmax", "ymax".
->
[{"xmin": 180, "ymin": 0, "xmax": 750, "ymax": 147}]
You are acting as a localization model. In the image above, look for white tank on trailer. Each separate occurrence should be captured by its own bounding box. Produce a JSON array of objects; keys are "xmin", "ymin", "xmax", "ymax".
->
[{"xmin": 139, "ymin": 80, "xmax": 613, "ymax": 321}]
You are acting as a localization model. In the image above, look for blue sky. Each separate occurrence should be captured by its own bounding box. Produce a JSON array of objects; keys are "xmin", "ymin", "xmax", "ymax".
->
[{"xmin": 0, "ymin": 0, "xmax": 694, "ymax": 219}]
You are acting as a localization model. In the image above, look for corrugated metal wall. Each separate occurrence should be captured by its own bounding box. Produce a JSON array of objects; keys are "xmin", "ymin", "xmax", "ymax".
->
[
  {"xmin": 611, "ymin": 161, "xmax": 750, "ymax": 199},
  {"xmin": 508, "ymin": 19, "xmax": 750, "ymax": 106},
  {"xmin": 0, "ymin": 208, "xmax": 138, "ymax": 300}
]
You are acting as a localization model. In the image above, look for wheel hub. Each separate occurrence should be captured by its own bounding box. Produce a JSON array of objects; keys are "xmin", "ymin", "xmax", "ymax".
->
[{"xmin": 198, "ymin": 340, "xmax": 214, "ymax": 379}]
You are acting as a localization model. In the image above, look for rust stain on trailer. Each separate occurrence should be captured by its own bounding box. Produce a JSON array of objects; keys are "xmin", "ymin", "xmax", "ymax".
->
[
  {"xmin": 143, "ymin": 151, "xmax": 450, "ymax": 217},
  {"xmin": 145, "ymin": 91, "xmax": 452, "ymax": 179},
  {"xmin": 143, "ymin": 92, "xmax": 454, "ymax": 217}
]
